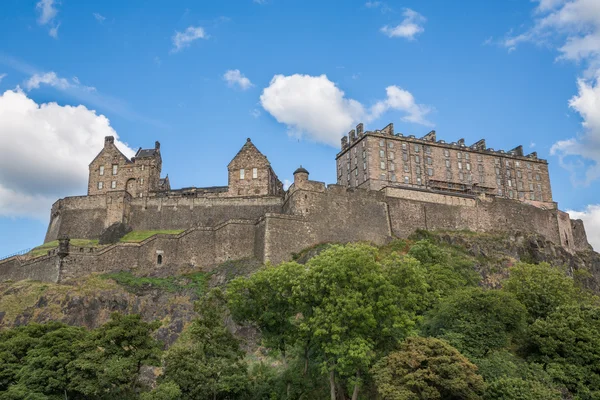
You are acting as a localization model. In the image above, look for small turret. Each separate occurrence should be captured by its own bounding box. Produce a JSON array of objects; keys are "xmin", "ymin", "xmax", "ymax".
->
[
  {"xmin": 293, "ymin": 165, "xmax": 309, "ymax": 186},
  {"xmin": 104, "ymin": 136, "xmax": 115, "ymax": 147}
]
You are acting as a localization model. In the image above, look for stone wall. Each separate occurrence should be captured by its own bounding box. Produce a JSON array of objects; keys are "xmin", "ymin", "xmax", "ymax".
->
[{"xmin": 0, "ymin": 254, "xmax": 60, "ymax": 282}]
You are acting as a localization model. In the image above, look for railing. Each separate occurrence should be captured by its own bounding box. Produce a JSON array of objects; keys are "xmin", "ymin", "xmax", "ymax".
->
[{"xmin": 0, "ymin": 248, "xmax": 32, "ymax": 262}]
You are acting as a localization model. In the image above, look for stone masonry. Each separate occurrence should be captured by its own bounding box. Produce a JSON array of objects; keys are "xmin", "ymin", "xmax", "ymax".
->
[{"xmin": 0, "ymin": 126, "xmax": 593, "ymax": 283}]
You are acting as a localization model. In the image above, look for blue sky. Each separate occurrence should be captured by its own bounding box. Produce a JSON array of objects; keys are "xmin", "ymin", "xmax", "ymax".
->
[{"xmin": 0, "ymin": 0, "xmax": 599, "ymax": 255}]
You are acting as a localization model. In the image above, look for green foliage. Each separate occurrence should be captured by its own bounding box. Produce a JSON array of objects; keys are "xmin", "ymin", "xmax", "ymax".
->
[
  {"xmin": 140, "ymin": 382, "xmax": 182, "ymax": 400},
  {"xmin": 67, "ymin": 313, "xmax": 162, "ymax": 399},
  {"xmin": 371, "ymin": 336, "xmax": 486, "ymax": 400},
  {"xmin": 484, "ymin": 378, "xmax": 562, "ymax": 400},
  {"xmin": 524, "ymin": 304, "xmax": 600, "ymax": 398},
  {"xmin": 162, "ymin": 290, "xmax": 248, "ymax": 400},
  {"xmin": 503, "ymin": 262, "xmax": 581, "ymax": 321},
  {"xmin": 119, "ymin": 230, "xmax": 184, "ymax": 243},
  {"xmin": 102, "ymin": 271, "xmax": 208, "ymax": 296},
  {"xmin": 422, "ymin": 287, "xmax": 527, "ymax": 357}
]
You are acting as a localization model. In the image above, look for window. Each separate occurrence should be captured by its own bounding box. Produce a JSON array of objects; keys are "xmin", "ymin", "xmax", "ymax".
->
[
  {"xmin": 363, "ymin": 150, "xmax": 366, "ymax": 159},
  {"xmin": 515, "ymin": 161, "xmax": 520, "ymax": 167},
  {"xmin": 362, "ymin": 141, "xmax": 365, "ymax": 147},
  {"xmin": 518, "ymin": 181, "xmax": 523, "ymax": 190},
  {"xmin": 380, "ymin": 173, "xmax": 386, "ymax": 180},
  {"xmin": 537, "ymin": 184, "xmax": 542, "ymax": 191},
  {"xmin": 389, "ymin": 152, "xmax": 395, "ymax": 160},
  {"xmin": 468, "ymin": 174, "xmax": 473, "ymax": 182},
  {"xmin": 507, "ymin": 170, "xmax": 512, "ymax": 178},
  {"xmin": 380, "ymin": 161, "xmax": 386, "ymax": 170},
  {"xmin": 427, "ymin": 157, "xmax": 432, "ymax": 165},
  {"xmin": 459, "ymin": 172, "xmax": 464, "ymax": 180},
  {"xmin": 416, "ymin": 166, "xmax": 421, "ymax": 175},
  {"xmin": 478, "ymin": 164, "xmax": 483, "ymax": 172},
  {"xmin": 111, "ymin": 181, "xmax": 116, "ymax": 189},
  {"xmin": 253, "ymin": 168, "xmax": 258, "ymax": 179},
  {"xmin": 389, "ymin": 162, "xmax": 395, "ymax": 171},
  {"xmin": 415, "ymin": 155, "xmax": 420, "ymax": 164},
  {"xmin": 402, "ymin": 143, "xmax": 407, "ymax": 150},
  {"xmin": 414, "ymin": 144, "xmax": 420, "ymax": 153},
  {"xmin": 112, "ymin": 165, "xmax": 118, "ymax": 175},
  {"xmin": 355, "ymin": 169, "xmax": 358, "ymax": 176},
  {"xmin": 536, "ymin": 173, "xmax": 541, "ymax": 181},
  {"xmin": 458, "ymin": 161, "xmax": 462, "ymax": 169},
  {"xmin": 98, "ymin": 182, "xmax": 103, "ymax": 190},
  {"xmin": 517, "ymin": 170, "xmax": 522, "ymax": 178},
  {"xmin": 141, "ymin": 165, "xmax": 145, "ymax": 171},
  {"xmin": 402, "ymin": 153, "xmax": 408, "ymax": 161},
  {"xmin": 495, "ymin": 158, "xmax": 500, "ymax": 165},
  {"xmin": 404, "ymin": 176, "xmax": 410, "ymax": 184},
  {"xmin": 380, "ymin": 150, "xmax": 385, "ymax": 158},
  {"xmin": 528, "ymin": 172, "xmax": 533, "ymax": 180},
  {"xmin": 427, "ymin": 168, "xmax": 433, "ymax": 176},
  {"xmin": 527, "ymin": 163, "xmax": 532, "ymax": 170},
  {"xmin": 99, "ymin": 166, "xmax": 104, "ymax": 176},
  {"xmin": 390, "ymin": 173, "xmax": 396, "ymax": 182},
  {"xmin": 445, "ymin": 159, "xmax": 451, "ymax": 168},
  {"xmin": 388, "ymin": 142, "xmax": 394, "ymax": 148},
  {"xmin": 465, "ymin": 153, "xmax": 470, "ymax": 160},
  {"xmin": 363, "ymin": 161, "xmax": 367, "ymax": 170},
  {"xmin": 404, "ymin": 164, "xmax": 410, "ymax": 173},
  {"xmin": 479, "ymin": 175, "xmax": 485, "ymax": 183},
  {"xmin": 477, "ymin": 154, "xmax": 483, "ymax": 162},
  {"xmin": 498, "ymin": 189, "xmax": 503, "ymax": 196},
  {"xmin": 519, "ymin": 192, "xmax": 524, "ymax": 200},
  {"xmin": 457, "ymin": 152, "xmax": 462, "ymax": 159},
  {"xmin": 240, "ymin": 169, "xmax": 245, "ymax": 180},
  {"xmin": 508, "ymin": 179, "xmax": 512, "ymax": 187},
  {"xmin": 417, "ymin": 177, "xmax": 422, "ymax": 185},
  {"xmin": 380, "ymin": 139, "xmax": 385, "ymax": 147},
  {"xmin": 529, "ymin": 183, "xmax": 534, "ymax": 191},
  {"xmin": 140, "ymin": 178, "xmax": 144, "ymax": 185},
  {"xmin": 446, "ymin": 171, "xmax": 452, "ymax": 180},
  {"xmin": 509, "ymin": 190, "xmax": 514, "ymax": 199},
  {"xmin": 444, "ymin": 149, "xmax": 449, "ymax": 157},
  {"xmin": 497, "ymin": 178, "xmax": 502, "ymax": 186},
  {"xmin": 466, "ymin": 163, "xmax": 471, "ymax": 171},
  {"xmin": 426, "ymin": 146, "xmax": 431, "ymax": 154},
  {"xmin": 505, "ymin": 160, "xmax": 511, "ymax": 167},
  {"xmin": 157, "ymin": 254, "xmax": 163, "ymax": 265}
]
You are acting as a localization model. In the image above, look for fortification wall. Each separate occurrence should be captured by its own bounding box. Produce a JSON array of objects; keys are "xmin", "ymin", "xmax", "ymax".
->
[
  {"xmin": 0, "ymin": 254, "xmax": 60, "ymax": 283},
  {"xmin": 45, "ymin": 195, "xmax": 109, "ymax": 242}
]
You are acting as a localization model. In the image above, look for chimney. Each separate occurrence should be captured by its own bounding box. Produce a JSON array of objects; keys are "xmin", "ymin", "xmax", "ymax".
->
[
  {"xmin": 349, "ymin": 129, "xmax": 357, "ymax": 143},
  {"xmin": 341, "ymin": 136, "xmax": 349, "ymax": 149},
  {"xmin": 356, "ymin": 123, "xmax": 364, "ymax": 136},
  {"xmin": 104, "ymin": 136, "xmax": 115, "ymax": 147},
  {"xmin": 155, "ymin": 141, "xmax": 161, "ymax": 150},
  {"xmin": 381, "ymin": 123, "xmax": 394, "ymax": 136}
]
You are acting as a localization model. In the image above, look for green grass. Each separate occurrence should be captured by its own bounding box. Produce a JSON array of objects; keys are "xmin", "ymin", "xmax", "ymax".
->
[
  {"xmin": 119, "ymin": 230, "xmax": 185, "ymax": 243},
  {"xmin": 28, "ymin": 239, "xmax": 99, "ymax": 258},
  {"xmin": 101, "ymin": 271, "xmax": 209, "ymax": 296}
]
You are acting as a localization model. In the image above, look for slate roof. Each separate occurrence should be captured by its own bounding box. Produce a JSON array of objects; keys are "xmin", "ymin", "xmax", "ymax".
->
[{"xmin": 135, "ymin": 148, "xmax": 159, "ymax": 158}]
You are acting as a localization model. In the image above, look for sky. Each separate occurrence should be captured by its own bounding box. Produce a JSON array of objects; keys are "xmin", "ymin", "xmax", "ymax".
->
[{"xmin": 0, "ymin": 0, "xmax": 599, "ymax": 255}]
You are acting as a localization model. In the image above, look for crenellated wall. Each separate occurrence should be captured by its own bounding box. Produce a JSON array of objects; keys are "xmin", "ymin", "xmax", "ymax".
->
[{"xmin": 4, "ymin": 177, "xmax": 592, "ymax": 284}]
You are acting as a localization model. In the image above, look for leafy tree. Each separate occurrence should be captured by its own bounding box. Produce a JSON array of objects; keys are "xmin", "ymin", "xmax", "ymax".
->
[
  {"xmin": 422, "ymin": 287, "xmax": 527, "ymax": 357},
  {"xmin": 162, "ymin": 290, "xmax": 248, "ymax": 400},
  {"xmin": 371, "ymin": 336, "xmax": 486, "ymax": 400},
  {"xmin": 503, "ymin": 262, "xmax": 581, "ymax": 321},
  {"xmin": 483, "ymin": 378, "xmax": 562, "ymax": 400},
  {"xmin": 524, "ymin": 304, "xmax": 600, "ymax": 398},
  {"xmin": 0, "ymin": 384, "xmax": 50, "ymax": 400},
  {"xmin": 140, "ymin": 381, "xmax": 182, "ymax": 400},
  {"xmin": 16, "ymin": 324, "xmax": 87, "ymax": 398},
  {"xmin": 67, "ymin": 313, "xmax": 162, "ymax": 399},
  {"xmin": 296, "ymin": 244, "xmax": 428, "ymax": 399}
]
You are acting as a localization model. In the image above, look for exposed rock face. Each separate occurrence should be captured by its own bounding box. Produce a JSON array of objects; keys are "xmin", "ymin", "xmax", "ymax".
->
[{"xmin": 98, "ymin": 222, "xmax": 132, "ymax": 245}]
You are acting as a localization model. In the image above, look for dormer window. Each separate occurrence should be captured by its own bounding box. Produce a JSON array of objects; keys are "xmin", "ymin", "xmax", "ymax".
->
[
  {"xmin": 99, "ymin": 166, "xmax": 104, "ymax": 176},
  {"xmin": 240, "ymin": 169, "xmax": 245, "ymax": 180},
  {"xmin": 252, "ymin": 168, "xmax": 258, "ymax": 179},
  {"xmin": 112, "ymin": 165, "xmax": 118, "ymax": 175}
]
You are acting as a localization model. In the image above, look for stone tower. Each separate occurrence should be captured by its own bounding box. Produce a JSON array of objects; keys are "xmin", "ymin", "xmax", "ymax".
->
[{"xmin": 227, "ymin": 138, "xmax": 283, "ymax": 197}]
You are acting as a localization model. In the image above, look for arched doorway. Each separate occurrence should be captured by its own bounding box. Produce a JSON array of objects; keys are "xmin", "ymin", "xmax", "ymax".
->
[{"xmin": 126, "ymin": 178, "xmax": 137, "ymax": 197}]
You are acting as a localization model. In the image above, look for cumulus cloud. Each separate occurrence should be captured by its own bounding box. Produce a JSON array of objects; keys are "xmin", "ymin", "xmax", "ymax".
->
[
  {"xmin": 380, "ymin": 8, "xmax": 425, "ymax": 40},
  {"xmin": 550, "ymin": 76, "xmax": 600, "ymax": 186},
  {"xmin": 36, "ymin": 0, "xmax": 60, "ymax": 38},
  {"xmin": 0, "ymin": 89, "xmax": 134, "ymax": 220},
  {"xmin": 568, "ymin": 204, "xmax": 600, "ymax": 250},
  {"xmin": 172, "ymin": 26, "xmax": 208, "ymax": 52},
  {"xmin": 223, "ymin": 69, "xmax": 253, "ymax": 90},
  {"xmin": 260, "ymin": 74, "xmax": 433, "ymax": 146}
]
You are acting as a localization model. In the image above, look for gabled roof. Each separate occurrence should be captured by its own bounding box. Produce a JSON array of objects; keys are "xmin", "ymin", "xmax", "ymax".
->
[
  {"xmin": 88, "ymin": 142, "xmax": 132, "ymax": 166},
  {"xmin": 227, "ymin": 138, "xmax": 271, "ymax": 169}
]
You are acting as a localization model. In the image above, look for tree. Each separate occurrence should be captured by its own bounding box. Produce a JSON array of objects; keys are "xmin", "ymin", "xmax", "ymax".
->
[
  {"xmin": 67, "ymin": 313, "xmax": 162, "ymax": 399},
  {"xmin": 371, "ymin": 336, "xmax": 486, "ymax": 400},
  {"xmin": 524, "ymin": 304, "xmax": 600, "ymax": 398},
  {"xmin": 483, "ymin": 378, "xmax": 561, "ymax": 400},
  {"xmin": 140, "ymin": 381, "xmax": 182, "ymax": 400},
  {"xmin": 422, "ymin": 287, "xmax": 527, "ymax": 357},
  {"xmin": 503, "ymin": 262, "xmax": 581, "ymax": 321},
  {"xmin": 295, "ymin": 244, "xmax": 428, "ymax": 400},
  {"xmin": 162, "ymin": 290, "xmax": 248, "ymax": 400}
]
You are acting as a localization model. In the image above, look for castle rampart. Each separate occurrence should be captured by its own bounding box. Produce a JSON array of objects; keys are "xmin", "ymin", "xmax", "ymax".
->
[{"xmin": 2, "ymin": 128, "xmax": 593, "ymax": 284}]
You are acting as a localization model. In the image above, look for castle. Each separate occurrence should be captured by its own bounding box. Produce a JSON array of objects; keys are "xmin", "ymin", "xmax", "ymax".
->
[{"xmin": 0, "ymin": 123, "xmax": 592, "ymax": 283}]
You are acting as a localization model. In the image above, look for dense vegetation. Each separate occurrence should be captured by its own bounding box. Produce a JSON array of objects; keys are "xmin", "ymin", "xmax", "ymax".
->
[{"xmin": 1, "ymin": 238, "xmax": 599, "ymax": 399}]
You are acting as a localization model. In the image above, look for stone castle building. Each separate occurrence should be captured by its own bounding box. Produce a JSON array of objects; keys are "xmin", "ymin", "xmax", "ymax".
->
[{"xmin": 0, "ymin": 123, "xmax": 592, "ymax": 283}]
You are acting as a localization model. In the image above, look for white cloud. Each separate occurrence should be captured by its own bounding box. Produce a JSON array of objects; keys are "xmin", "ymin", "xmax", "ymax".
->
[
  {"xmin": 93, "ymin": 12, "xmax": 106, "ymax": 22},
  {"xmin": 567, "ymin": 204, "xmax": 600, "ymax": 250},
  {"xmin": 223, "ymin": 69, "xmax": 253, "ymax": 90},
  {"xmin": 36, "ymin": 0, "xmax": 59, "ymax": 38},
  {"xmin": 380, "ymin": 8, "xmax": 425, "ymax": 40},
  {"xmin": 250, "ymin": 108, "xmax": 261, "ymax": 118},
  {"xmin": 254, "ymin": 0, "xmax": 268, "ymax": 4},
  {"xmin": 551, "ymin": 76, "xmax": 600, "ymax": 185},
  {"xmin": 0, "ymin": 89, "xmax": 134, "ymax": 220},
  {"xmin": 0, "ymin": 73, "xmax": 6, "ymax": 83},
  {"xmin": 260, "ymin": 74, "xmax": 432, "ymax": 146},
  {"xmin": 25, "ymin": 71, "xmax": 96, "ymax": 93},
  {"xmin": 365, "ymin": 1, "xmax": 381, "ymax": 7},
  {"xmin": 172, "ymin": 26, "xmax": 208, "ymax": 52}
]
